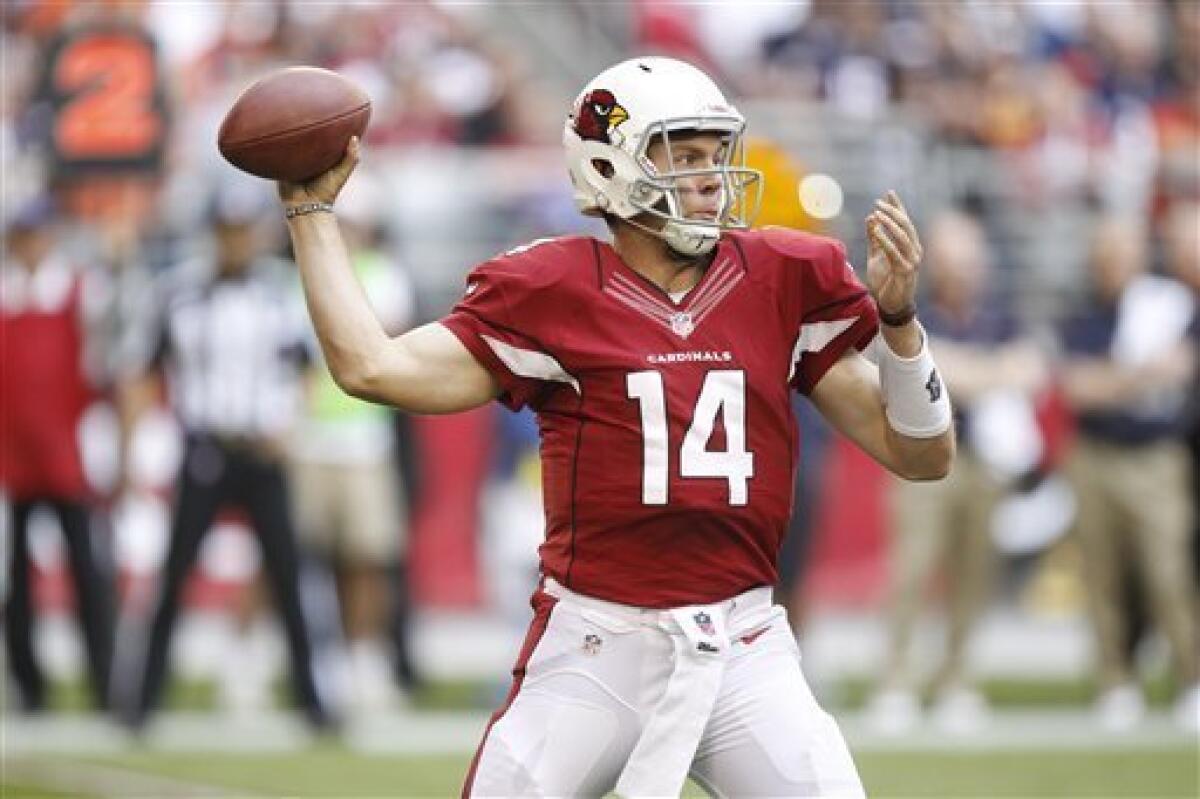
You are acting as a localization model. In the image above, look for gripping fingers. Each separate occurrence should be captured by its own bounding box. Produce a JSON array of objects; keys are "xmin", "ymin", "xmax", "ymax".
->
[
  {"xmin": 303, "ymin": 136, "xmax": 360, "ymax": 203},
  {"xmin": 328, "ymin": 136, "xmax": 360, "ymax": 185},
  {"xmin": 341, "ymin": 136, "xmax": 360, "ymax": 170}
]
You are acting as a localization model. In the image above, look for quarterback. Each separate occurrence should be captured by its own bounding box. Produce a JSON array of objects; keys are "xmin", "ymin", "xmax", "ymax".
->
[{"xmin": 281, "ymin": 57, "xmax": 954, "ymax": 798}]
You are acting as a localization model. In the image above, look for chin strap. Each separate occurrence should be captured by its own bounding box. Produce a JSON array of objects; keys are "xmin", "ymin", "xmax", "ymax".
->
[
  {"xmin": 663, "ymin": 219, "xmax": 720, "ymax": 256},
  {"xmin": 621, "ymin": 214, "xmax": 719, "ymax": 257}
]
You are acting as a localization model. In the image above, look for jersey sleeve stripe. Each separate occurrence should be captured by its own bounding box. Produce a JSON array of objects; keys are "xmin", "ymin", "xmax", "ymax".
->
[
  {"xmin": 482, "ymin": 334, "xmax": 581, "ymax": 394},
  {"xmin": 787, "ymin": 317, "xmax": 858, "ymax": 382}
]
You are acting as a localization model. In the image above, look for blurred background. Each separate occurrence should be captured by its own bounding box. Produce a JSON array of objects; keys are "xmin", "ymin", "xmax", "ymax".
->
[{"xmin": 2, "ymin": 1, "xmax": 1197, "ymax": 797}]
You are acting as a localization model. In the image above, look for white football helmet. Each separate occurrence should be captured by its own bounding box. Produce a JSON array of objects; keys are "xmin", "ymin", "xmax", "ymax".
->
[{"xmin": 564, "ymin": 57, "xmax": 762, "ymax": 257}]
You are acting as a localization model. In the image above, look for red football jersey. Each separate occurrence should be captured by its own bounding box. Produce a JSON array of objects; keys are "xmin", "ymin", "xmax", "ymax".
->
[{"xmin": 442, "ymin": 228, "xmax": 879, "ymax": 607}]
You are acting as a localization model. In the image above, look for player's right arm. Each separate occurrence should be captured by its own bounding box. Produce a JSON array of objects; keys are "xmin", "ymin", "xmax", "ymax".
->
[{"xmin": 280, "ymin": 138, "xmax": 500, "ymax": 414}]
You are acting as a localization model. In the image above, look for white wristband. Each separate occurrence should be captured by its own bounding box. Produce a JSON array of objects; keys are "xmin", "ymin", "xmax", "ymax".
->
[{"xmin": 875, "ymin": 324, "xmax": 953, "ymax": 438}]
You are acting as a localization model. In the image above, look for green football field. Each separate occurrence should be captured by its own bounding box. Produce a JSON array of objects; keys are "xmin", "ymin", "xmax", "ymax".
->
[
  {"xmin": 6, "ymin": 680, "xmax": 1197, "ymax": 798},
  {"xmin": 5, "ymin": 746, "xmax": 1197, "ymax": 798}
]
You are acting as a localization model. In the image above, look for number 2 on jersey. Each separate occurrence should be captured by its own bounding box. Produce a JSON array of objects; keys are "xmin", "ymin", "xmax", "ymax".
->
[
  {"xmin": 53, "ymin": 34, "xmax": 162, "ymax": 160},
  {"xmin": 626, "ymin": 370, "xmax": 755, "ymax": 506}
]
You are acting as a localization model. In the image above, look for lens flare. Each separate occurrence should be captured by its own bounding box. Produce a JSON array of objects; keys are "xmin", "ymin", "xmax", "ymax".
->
[{"xmin": 798, "ymin": 173, "xmax": 844, "ymax": 220}]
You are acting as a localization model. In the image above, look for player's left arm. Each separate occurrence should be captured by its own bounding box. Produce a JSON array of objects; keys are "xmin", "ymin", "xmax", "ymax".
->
[
  {"xmin": 810, "ymin": 191, "xmax": 955, "ymax": 481},
  {"xmin": 810, "ymin": 349, "xmax": 954, "ymax": 480}
]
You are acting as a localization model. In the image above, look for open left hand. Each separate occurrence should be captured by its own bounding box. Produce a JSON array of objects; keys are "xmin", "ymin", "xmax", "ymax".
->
[{"xmin": 866, "ymin": 191, "xmax": 923, "ymax": 319}]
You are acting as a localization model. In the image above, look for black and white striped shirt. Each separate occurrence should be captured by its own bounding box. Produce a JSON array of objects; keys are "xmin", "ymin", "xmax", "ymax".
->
[{"xmin": 132, "ymin": 256, "xmax": 309, "ymax": 439}]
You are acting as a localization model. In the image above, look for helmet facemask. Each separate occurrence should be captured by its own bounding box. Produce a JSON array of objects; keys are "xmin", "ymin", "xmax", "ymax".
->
[{"xmin": 625, "ymin": 118, "xmax": 762, "ymax": 257}]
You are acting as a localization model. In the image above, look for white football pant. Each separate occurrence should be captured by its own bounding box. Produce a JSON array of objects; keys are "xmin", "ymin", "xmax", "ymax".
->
[{"xmin": 465, "ymin": 579, "xmax": 865, "ymax": 798}]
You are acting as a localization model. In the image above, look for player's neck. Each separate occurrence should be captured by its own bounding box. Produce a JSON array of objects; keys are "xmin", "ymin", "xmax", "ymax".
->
[{"xmin": 612, "ymin": 224, "xmax": 712, "ymax": 295}]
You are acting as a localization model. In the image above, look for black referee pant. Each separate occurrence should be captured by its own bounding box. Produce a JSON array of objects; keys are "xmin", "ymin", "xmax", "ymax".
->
[
  {"xmin": 1189, "ymin": 417, "xmax": 1199, "ymax": 591},
  {"xmin": 5, "ymin": 497, "xmax": 114, "ymax": 711},
  {"xmin": 127, "ymin": 434, "xmax": 331, "ymax": 729}
]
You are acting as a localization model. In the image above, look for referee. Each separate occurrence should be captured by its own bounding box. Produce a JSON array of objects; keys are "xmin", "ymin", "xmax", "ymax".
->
[{"xmin": 118, "ymin": 187, "xmax": 333, "ymax": 731}]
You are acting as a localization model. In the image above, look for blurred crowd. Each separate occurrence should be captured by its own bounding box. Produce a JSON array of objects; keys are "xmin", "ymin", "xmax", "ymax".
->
[
  {"xmin": 1, "ymin": 0, "xmax": 1197, "ymax": 735},
  {"xmin": 642, "ymin": 0, "xmax": 1198, "ymax": 209}
]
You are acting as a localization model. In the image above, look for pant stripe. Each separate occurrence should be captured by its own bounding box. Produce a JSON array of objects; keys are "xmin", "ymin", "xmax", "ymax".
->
[{"xmin": 461, "ymin": 587, "xmax": 558, "ymax": 798}]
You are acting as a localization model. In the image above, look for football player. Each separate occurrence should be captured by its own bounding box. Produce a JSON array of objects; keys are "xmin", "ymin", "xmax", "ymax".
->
[{"xmin": 280, "ymin": 57, "xmax": 954, "ymax": 798}]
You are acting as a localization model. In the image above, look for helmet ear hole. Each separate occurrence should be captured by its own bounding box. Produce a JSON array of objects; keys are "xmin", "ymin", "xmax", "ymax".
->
[{"xmin": 591, "ymin": 158, "xmax": 615, "ymax": 178}]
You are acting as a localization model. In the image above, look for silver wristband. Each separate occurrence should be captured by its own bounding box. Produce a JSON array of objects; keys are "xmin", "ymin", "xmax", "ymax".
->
[{"xmin": 284, "ymin": 202, "xmax": 334, "ymax": 219}]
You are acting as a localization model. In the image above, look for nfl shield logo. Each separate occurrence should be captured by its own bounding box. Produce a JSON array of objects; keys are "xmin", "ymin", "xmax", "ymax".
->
[
  {"xmin": 670, "ymin": 311, "xmax": 694, "ymax": 337},
  {"xmin": 693, "ymin": 611, "xmax": 716, "ymax": 636},
  {"xmin": 582, "ymin": 633, "xmax": 603, "ymax": 655}
]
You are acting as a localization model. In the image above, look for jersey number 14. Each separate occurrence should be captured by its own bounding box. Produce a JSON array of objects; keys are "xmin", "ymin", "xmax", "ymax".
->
[{"xmin": 626, "ymin": 370, "xmax": 755, "ymax": 507}]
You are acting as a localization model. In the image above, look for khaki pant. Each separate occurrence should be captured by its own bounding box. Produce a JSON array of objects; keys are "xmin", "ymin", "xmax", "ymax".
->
[
  {"xmin": 884, "ymin": 451, "xmax": 1000, "ymax": 691},
  {"xmin": 1065, "ymin": 437, "xmax": 1197, "ymax": 687},
  {"xmin": 290, "ymin": 459, "xmax": 405, "ymax": 564}
]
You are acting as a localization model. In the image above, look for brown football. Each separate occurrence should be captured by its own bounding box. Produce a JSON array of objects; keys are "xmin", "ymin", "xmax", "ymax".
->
[{"xmin": 218, "ymin": 66, "xmax": 370, "ymax": 183}]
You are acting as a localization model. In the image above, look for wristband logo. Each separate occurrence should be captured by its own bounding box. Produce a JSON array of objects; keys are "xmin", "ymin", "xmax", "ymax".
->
[{"xmin": 925, "ymin": 368, "xmax": 943, "ymax": 403}]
